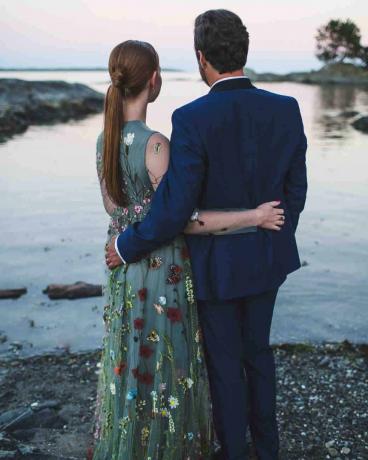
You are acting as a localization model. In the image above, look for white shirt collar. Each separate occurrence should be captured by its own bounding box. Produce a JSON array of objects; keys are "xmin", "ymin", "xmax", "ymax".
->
[{"xmin": 210, "ymin": 75, "xmax": 249, "ymax": 89}]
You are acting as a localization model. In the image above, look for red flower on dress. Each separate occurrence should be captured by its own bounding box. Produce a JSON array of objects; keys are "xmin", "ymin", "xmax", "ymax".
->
[
  {"xmin": 138, "ymin": 372, "xmax": 154, "ymax": 385},
  {"xmin": 114, "ymin": 362, "xmax": 127, "ymax": 376},
  {"xmin": 166, "ymin": 264, "xmax": 183, "ymax": 284},
  {"xmin": 138, "ymin": 288, "xmax": 147, "ymax": 301},
  {"xmin": 167, "ymin": 307, "xmax": 182, "ymax": 323},
  {"xmin": 139, "ymin": 344, "xmax": 153, "ymax": 359},
  {"xmin": 181, "ymin": 247, "xmax": 190, "ymax": 259},
  {"xmin": 134, "ymin": 317, "xmax": 144, "ymax": 330},
  {"xmin": 132, "ymin": 367, "xmax": 139, "ymax": 378}
]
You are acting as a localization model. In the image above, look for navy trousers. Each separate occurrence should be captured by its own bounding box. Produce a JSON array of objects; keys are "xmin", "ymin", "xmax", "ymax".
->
[{"xmin": 197, "ymin": 288, "xmax": 279, "ymax": 460}]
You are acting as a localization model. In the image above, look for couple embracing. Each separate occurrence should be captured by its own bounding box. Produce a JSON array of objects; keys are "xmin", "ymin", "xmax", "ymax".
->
[{"xmin": 92, "ymin": 9, "xmax": 307, "ymax": 460}]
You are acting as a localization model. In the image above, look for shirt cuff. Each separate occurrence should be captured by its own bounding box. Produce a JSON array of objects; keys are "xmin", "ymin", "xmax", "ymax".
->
[{"xmin": 115, "ymin": 235, "xmax": 126, "ymax": 264}]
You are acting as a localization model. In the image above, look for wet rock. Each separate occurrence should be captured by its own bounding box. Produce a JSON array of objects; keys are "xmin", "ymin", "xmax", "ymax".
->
[
  {"xmin": 0, "ymin": 334, "xmax": 7, "ymax": 344},
  {"xmin": 339, "ymin": 110, "xmax": 359, "ymax": 118},
  {"xmin": 352, "ymin": 115, "xmax": 368, "ymax": 133},
  {"xmin": 43, "ymin": 281, "xmax": 103, "ymax": 300},
  {"xmin": 0, "ymin": 289, "xmax": 27, "ymax": 300},
  {"xmin": 0, "ymin": 78, "xmax": 104, "ymax": 143}
]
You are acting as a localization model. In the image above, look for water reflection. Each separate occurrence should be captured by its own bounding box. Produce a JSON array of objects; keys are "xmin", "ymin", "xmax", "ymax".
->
[{"xmin": 314, "ymin": 85, "xmax": 368, "ymax": 141}]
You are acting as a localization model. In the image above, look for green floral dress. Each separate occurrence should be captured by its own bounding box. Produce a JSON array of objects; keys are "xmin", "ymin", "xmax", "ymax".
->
[{"xmin": 92, "ymin": 120, "xmax": 215, "ymax": 460}]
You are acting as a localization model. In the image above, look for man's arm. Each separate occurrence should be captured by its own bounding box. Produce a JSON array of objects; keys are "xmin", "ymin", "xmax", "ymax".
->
[
  {"xmin": 284, "ymin": 98, "xmax": 308, "ymax": 232},
  {"xmin": 116, "ymin": 108, "xmax": 206, "ymax": 263}
]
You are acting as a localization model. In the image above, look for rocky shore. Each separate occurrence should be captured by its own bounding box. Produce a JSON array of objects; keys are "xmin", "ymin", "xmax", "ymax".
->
[
  {"xmin": 0, "ymin": 341, "xmax": 366, "ymax": 459},
  {"xmin": 0, "ymin": 79, "xmax": 104, "ymax": 143},
  {"xmin": 248, "ymin": 63, "xmax": 368, "ymax": 85}
]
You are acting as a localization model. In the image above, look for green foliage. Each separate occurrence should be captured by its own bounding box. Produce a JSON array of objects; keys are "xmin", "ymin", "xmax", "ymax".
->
[{"xmin": 315, "ymin": 19, "xmax": 365, "ymax": 67}]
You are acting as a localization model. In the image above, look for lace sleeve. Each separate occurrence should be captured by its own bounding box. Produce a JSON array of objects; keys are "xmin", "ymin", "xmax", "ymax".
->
[{"xmin": 96, "ymin": 133, "xmax": 121, "ymax": 217}]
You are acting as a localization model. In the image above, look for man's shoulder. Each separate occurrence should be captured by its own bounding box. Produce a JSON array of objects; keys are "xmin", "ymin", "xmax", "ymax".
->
[
  {"xmin": 252, "ymin": 87, "xmax": 299, "ymax": 107},
  {"xmin": 172, "ymin": 94, "xmax": 210, "ymax": 120}
]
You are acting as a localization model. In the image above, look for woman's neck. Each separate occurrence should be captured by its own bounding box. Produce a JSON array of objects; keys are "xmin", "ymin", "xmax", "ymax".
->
[{"xmin": 123, "ymin": 91, "xmax": 148, "ymax": 123}]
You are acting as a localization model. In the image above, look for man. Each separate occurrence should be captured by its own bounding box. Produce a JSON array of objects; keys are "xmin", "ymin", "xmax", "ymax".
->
[{"xmin": 106, "ymin": 9, "xmax": 307, "ymax": 460}]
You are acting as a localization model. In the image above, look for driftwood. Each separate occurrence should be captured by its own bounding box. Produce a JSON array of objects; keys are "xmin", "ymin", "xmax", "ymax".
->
[
  {"xmin": 43, "ymin": 281, "xmax": 102, "ymax": 300},
  {"xmin": 0, "ymin": 288, "xmax": 27, "ymax": 300}
]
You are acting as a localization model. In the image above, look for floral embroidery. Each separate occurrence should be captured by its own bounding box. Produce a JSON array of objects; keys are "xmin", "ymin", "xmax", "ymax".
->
[
  {"xmin": 158, "ymin": 295, "xmax": 167, "ymax": 306},
  {"xmin": 124, "ymin": 132, "xmax": 135, "ymax": 146},
  {"xmin": 166, "ymin": 264, "xmax": 183, "ymax": 284},
  {"xmin": 126, "ymin": 389, "xmax": 137, "ymax": 400},
  {"xmin": 146, "ymin": 329, "xmax": 160, "ymax": 342},
  {"xmin": 114, "ymin": 362, "xmax": 127, "ymax": 376},
  {"xmin": 181, "ymin": 246, "xmax": 190, "ymax": 259},
  {"xmin": 148, "ymin": 256, "xmax": 163, "ymax": 269},
  {"xmin": 153, "ymin": 303, "xmax": 164, "ymax": 314},
  {"xmin": 110, "ymin": 382, "xmax": 116, "ymax": 395},
  {"xmin": 168, "ymin": 396, "xmax": 179, "ymax": 409},
  {"xmin": 138, "ymin": 288, "xmax": 147, "ymax": 301},
  {"xmin": 167, "ymin": 307, "xmax": 182, "ymax": 323},
  {"xmin": 139, "ymin": 344, "xmax": 154, "ymax": 358},
  {"xmin": 134, "ymin": 317, "xmax": 144, "ymax": 329}
]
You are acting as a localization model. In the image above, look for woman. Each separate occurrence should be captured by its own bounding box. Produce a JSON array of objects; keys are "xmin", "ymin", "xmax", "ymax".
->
[{"xmin": 91, "ymin": 40, "xmax": 284, "ymax": 460}]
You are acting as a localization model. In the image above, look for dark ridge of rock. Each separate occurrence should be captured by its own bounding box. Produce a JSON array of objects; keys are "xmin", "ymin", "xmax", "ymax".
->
[
  {"xmin": 42, "ymin": 282, "xmax": 103, "ymax": 300},
  {"xmin": 0, "ymin": 79, "xmax": 104, "ymax": 143},
  {"xmin": 0, "ymin": 289, "xmax": 27, "ymax": 300},
  {"xmin": 352, "ymin": 115, "xmax": 368, "ymax": 133},
  {"xmin": 248, "ymin": 63, "xmax": 368, "ymax": 85}
]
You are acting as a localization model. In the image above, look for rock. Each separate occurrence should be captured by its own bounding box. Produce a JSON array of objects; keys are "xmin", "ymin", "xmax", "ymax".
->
[
  {"xmin": 0, "ymin": 289, "xmax": 27, "ymax": 300},
  {"xmin": 0, "ymin": 333, "xmax": 7, "ymax": 344},
  {"xmin": 341, "ymin": 447, "xmax": 351, "ymax": 454},
  {"xmin": 43, "ymin": 281, "xmax": 102, "ymax": 300},
  {"xmin": 352, "ymin": 116, "xmax": 368, "ymax": 133},
  {"xmin": 339, "ymin": 110, "xmax": 359, "ymax": 118},
  {"xmin": 0, "ymin": 79, "xmax": 104, "ymax": 143},
  {"xmin": 250, "ymin": 63, "xmax": 368, "ymax": 85}
]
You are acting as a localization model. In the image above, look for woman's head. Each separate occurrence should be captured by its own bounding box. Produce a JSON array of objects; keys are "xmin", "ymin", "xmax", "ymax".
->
[{"xmin": 103, "ymin": 40, "xmax": 160, "ymax": 206}]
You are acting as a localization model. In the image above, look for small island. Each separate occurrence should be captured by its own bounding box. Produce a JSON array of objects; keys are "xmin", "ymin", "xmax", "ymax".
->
[{"xmin": 0, "ymin": 79, "xmax": 104, "ymax": 143}]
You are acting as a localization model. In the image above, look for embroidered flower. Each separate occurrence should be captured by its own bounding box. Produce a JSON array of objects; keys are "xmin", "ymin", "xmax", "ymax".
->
[
  {"xmin": 139, "ymin": 344, "xmax": 154, "ymax": 359},
  {"xmin": 122, "ymin": 207, "xmax": 129, "ymax": 215},
  {"xmin": 135, "ymin": 205, "xmax": 143, "ymax": 214},
  {"xmin": 110, "ymin": 382, "xmax": 116, "ymax": 395},
  {"xmin": 158, "ymin": 296, "xmax": 167, "ymax": 306},
  {"xmin": 147, "ymin": 329, "xmax": 160, "ymax": 342},
  {"xmin": 153, "ymin": 303, "xmax": 164, "ymax": 314},
  {"xmin": 187, "ymin": 432, "xmax": 194, "ymax": 441},
  {"xmin": 141, "ymin": 426, "xmax": 150, "ymax": 446},
  {"xmin": 126, "ymin": 389, "xmax": 137, "ymax": 400},
  {"xmin": 134, "ymin": 317, "xmax": 144, "ymax": 330},
  {"xmin": 148, "ymin": 256, "xmax": 163, "ymax": 269},
  {"xmin": 161, "ymin": 407, "xmax": 169, "ymax": 417},
  {"xmin": 168, "ymin": 396, "xmax": 179, "ymax": 409},
  {"xmin": 132, "ymin": 367, "xmax": 139, "ymax": 378},
  {"xmin": 138, "ymin": 288, "xmax": 147, "ymax": 301},
  {"xmin": 167, "ymin": 307, "xmax": 182, "ymax": 323},
  {"xmin": 166, "ymin": 264, "xmax": 183, "ymax": 284},
  {"xmin": 124, "ymin": 132, "xmax": 135, "ymax": 146},
  {"xmin": 114, "ymin": 362, "xmax": 127, "ymax": 376}
]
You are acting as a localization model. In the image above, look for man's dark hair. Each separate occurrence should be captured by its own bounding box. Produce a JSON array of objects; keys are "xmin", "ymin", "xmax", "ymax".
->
[{"xmin": 194, "ymin": 9, "xmax": 249, "ymax": 73}]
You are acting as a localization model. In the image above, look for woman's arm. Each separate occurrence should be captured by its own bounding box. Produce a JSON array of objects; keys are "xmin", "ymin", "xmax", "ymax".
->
[
  {"xmin": 184, "ymin": 203, "xmax": 284, "ymax": 234},
  {"xmin": 145, "ymin": 135, "xmax": 285, "ymax": 234}
]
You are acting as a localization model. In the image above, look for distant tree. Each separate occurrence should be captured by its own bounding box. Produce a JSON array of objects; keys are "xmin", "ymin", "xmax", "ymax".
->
[{"xmin": 315, "ymin": 19, "xmax": 362, "ymax": 64}]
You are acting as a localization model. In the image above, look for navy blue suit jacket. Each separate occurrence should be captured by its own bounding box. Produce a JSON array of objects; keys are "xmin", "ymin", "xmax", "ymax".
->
[{"xmin": 117, "ymin": 77, "xmax": 308, "ymax": 300}]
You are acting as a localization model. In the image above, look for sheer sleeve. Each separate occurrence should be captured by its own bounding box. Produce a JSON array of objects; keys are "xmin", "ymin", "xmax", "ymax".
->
[
  {"xmin": 96, "ymin": 133, "xmax": 122, "ymax": 218},
  {"xmin": 144, "ymin": 133, "xmax": 170, "ymax": 191}
]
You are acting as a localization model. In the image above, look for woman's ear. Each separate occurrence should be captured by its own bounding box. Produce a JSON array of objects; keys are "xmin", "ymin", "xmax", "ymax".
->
[{"xmin": 149, "ymin": 70, "xmax": 158, "ymax": 89}]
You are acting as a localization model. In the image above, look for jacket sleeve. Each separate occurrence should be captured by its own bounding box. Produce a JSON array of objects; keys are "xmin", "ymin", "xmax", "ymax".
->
[
  {"xmin": 116, "ymin": 108, "xmax": 206, "ymax": 263},
  {"xmin": 284, "ymin": 98, "xmax": 308, "ymax": 232}
]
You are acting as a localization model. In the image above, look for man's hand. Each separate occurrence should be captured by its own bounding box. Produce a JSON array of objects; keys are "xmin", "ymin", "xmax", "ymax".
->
[{"xmin": 105, "ymin": 236, "xmax": 123, "ymax": 270}]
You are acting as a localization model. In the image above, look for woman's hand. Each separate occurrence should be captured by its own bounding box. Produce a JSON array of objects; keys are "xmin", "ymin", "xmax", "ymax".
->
[{"xmin": 256, "ymin": 201, "xmax": 285, "ymax": 230}]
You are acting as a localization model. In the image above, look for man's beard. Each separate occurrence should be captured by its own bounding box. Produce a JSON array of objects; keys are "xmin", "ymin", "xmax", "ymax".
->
[{"xmin": 199, "ymin": 64, "xmax": 210, "ymax": 87}]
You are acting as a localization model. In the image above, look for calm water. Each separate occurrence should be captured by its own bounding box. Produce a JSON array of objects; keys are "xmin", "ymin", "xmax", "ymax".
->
[{"xmin": 0, "ymin": 70, "xmax": 367, "ymax": 357}]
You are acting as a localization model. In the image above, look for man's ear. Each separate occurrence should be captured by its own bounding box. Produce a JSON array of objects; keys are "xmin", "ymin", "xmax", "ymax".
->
[{"xmin": 198, "ymin": 50, "xmax": 207, "ymax": 69}]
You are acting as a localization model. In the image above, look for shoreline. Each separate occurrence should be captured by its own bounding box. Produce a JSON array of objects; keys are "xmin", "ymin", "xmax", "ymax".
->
[{"xmin": 0, "ymin": 340, "xmax": 367, "ymax": 459}]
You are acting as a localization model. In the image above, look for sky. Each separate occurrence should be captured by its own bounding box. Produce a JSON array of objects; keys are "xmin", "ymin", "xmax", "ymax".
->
[{"xmin": 1, "ymin": 0, "xmax": 367, "ymax": 73}]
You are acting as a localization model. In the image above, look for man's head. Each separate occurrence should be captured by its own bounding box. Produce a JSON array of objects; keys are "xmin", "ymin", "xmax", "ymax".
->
[{"xmin": 194, "ymin": 9, "xmax": 250, "ymax": 86}]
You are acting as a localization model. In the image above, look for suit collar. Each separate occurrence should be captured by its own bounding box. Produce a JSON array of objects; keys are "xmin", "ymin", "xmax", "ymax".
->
[{"xmin": 209, "ymin": 76, "xmax": 256, "ymax": 93}]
